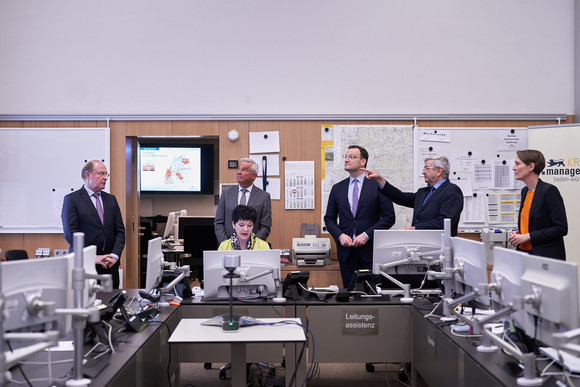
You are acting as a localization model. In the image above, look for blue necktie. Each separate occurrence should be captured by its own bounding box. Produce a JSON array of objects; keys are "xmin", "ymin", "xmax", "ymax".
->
[{"xmin": 422, "ymin": 186, "xmax": 435, "ymax": 206}]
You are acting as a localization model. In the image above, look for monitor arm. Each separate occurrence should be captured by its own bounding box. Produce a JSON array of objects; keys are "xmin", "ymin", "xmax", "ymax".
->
[
  {"xmin": 470, "ymin": 298, "xmax": 543, "ymax": 386},
  {"xmin": 377, "ymin": 269, "xmax": 413, "ymax": 303},
  {"xmin": 160, "ymin": 264, "xmax": 191, "ymax": 299},
  {"xmin": 238, "ymin": 267, "xmax": 274, "ymax": 283},
  {"xmin": 442, "ymin": 284, "xmax": 489, "ymax": 323}
]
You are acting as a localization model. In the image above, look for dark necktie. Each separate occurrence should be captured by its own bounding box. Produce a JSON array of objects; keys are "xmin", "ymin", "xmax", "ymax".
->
[
  {"xmin": 240, "ymin": 188, "xmax": 248, "ymax": 205},
  {"xmin": 94, "ymin": 192, "xmax": 104, "ymax": 224},
  {"xmin": 422, "ymin": 186, "xmax": 435, "ymax": 206}
]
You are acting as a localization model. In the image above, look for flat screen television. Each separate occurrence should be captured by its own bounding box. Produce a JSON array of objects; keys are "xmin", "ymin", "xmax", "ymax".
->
[{"xmin": 139, "ymin": 143, "xmax": 214, "ymax": 194}]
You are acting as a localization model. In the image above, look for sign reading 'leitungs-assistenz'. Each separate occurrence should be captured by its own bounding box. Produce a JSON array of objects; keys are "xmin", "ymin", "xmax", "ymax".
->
[{"xmin": 342, "ymin": 308, "xmax": 379, "ymax": 335}]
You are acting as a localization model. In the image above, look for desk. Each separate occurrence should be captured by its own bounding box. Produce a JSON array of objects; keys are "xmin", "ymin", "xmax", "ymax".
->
[
  {"xmin": 169, "ymin": 318, "xmax": 306, "ymax": 387},
  {"xmin": 179, "ymin": 298, "xmax": 287, "ymax": 363},
  {"xmin": 5, "ymin": 290, "xmax": 180, "ymax": 387},
  {"xmin": 411, "ymin": 298, "xmax": 580, "ymax": 387},
  {"xmin": 293, "ymin": 298, "xmax": 412, "ymax": 364}
]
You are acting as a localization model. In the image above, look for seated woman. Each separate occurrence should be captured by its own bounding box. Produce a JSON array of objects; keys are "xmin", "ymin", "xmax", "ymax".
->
[{"xmin": 218, "ymin": 205, "xmax": 270, "ymax": 250}]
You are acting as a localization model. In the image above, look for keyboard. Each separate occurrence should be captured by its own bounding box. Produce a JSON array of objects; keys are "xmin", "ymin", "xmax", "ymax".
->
[{"xmin": 539, "ymin": 347, "xmax": 580, "ymax": 374}]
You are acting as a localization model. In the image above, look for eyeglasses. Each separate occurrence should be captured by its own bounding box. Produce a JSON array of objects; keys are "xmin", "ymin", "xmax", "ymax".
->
[
  {"xmin": 422, "ymin": 166, "xmax": 437, "ymax": 171},
  {"xmin": 344, "ymin": 154, "xmax": 360, "ymax": 160},
  {"xmin": 95, "ymin": 172, "xmax": 110, "ymax": 177}
]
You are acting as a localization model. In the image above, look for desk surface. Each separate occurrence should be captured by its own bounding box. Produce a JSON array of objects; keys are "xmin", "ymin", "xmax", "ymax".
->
[
  {"xmin": 412, "ymin": 298, "xmax": 580, "ymax": 387},
  {"xmin": 169, "ymin": 318, "xmax": 305, "ymax": 344}
]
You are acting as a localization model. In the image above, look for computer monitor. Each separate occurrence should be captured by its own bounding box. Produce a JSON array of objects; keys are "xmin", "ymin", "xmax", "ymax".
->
[
  {"xmin": 162, "ymin": 209, "xmax": 188, "ymax": 239},
  {"xmin": 145, "ymin": 237, "xmax": 165, "ymax": 292},
  {"xmin": 520, "ymin": 254, "xmax": 580, "ymax": 347},
  {"xmin": 78, "ymin": 245, "xmax": 99, "ymax": 308},
  {"xmin": 177, "ymin": 216, "xmax": 215, "ymax": 242},
  {"xmin": 1, "ymin": 255, "xmax": 73, "ymax": 341},
  {"xmin": 373, "ymin": 230, "xmax": 444, "ymax": 288},
  {"xmin": 182, "ymin": 219, "xmax": 219, "ymax": 282},
  {"xmin": 451, "ymin": 237, "xmax": 490, "ymax": 307},
  {"xmin": 489, "ymin": 247, "xmax": 528, "ymax": 330},
  {"xmin": 203, "ymin": 249, "xmax": 281, "ymax": 300}
]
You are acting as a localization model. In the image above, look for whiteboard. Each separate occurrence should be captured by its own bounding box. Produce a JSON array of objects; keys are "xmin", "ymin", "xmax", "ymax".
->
[
  {"xmin": 413, "ymin": 127, "xmax": 527, "ymax": 231},
  {"xmin": 0, "ymin": 1, "xmax": 573, "ymax": 115},
  {"xmin": 0, "ymin": 128, "xmax": 110, "ymax": 233}
]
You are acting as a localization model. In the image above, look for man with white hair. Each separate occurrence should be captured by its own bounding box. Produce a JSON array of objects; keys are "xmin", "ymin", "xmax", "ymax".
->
[
  {"xmin": 363, "ymin": 155, "xmax": 463, "ymax": 236},
  {"xmin": 214, "ymin": 158, "xmax": 272, "ymax": 244}
]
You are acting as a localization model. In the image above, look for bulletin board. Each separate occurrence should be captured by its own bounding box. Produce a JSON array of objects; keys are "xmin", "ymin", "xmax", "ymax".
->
[
  {"xmin": 413, "ymin": 127, "xmax": 527, "ymax": 232},
  {"xmin": 0, "ymin": 127, "xmax": 110, "ymax": 233}
]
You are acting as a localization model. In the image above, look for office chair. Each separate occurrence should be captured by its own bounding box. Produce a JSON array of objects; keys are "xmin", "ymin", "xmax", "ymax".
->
[{"xmin": 5, "ymin": 249, "xmax": 29, "ymax": 261}]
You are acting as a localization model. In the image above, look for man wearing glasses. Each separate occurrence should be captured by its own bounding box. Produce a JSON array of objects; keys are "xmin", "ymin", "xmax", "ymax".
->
[
  {"xmin": 62, "ymin": 160, "xmax": 126, "ymax": 288},
  {"xmin": 363, "ymin": 156, "xmax": 463, "ymax": 236},
  {"xmin": 324, "ymin": 145, "xmax": 395, "ymax": 288}
]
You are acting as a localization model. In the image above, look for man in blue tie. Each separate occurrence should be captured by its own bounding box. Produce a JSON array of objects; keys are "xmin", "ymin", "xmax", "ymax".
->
[
  {"xmin": 324, "ymin": 145, "xmax": 395, "ymax": 288},
  {"xmin": 362, "ymin": 155, "xmax": 464, "ymax": 236},
  {"xmin": 62, "ymin": 160, "xmax": 126, "ymax": 288}
]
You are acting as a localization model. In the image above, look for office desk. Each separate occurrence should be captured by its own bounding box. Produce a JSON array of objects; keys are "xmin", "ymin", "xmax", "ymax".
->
[
  {"xmin": 294, "ymin": 297, "xmax": 412, "ymax": 364},
  {"xmin": 5, "ymin": 290, "xmax": 180, "ymax": 387},
  {"xmin": 179, "ymin": 298, "xmax": 287, "ymax": 363},
  {"xmin": 411, "ymin": 298, "xmax": 580, "ymax": 387},
  {"xmin": 169, "ymin": 318, "xmax": 306, "ymax": 387}
]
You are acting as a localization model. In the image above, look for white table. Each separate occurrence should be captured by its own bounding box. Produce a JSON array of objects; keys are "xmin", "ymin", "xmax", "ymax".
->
[{"xmin": 169, "ymin": 317, "xmax": 306, "ymax": 387}]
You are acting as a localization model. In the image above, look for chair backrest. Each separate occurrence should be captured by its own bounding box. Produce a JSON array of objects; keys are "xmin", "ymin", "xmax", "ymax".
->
[{"xmin": 5, "ymin": 249, "xmax": 29, "ymax": 261}]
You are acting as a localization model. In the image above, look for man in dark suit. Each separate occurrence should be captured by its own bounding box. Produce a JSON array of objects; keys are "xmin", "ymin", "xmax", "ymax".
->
[
  {"xmin": 324, "ymin": 145, "xmax": 396, "ymax": 288},
  {"xmin": 214, "ymin": 158, "xmax": 272, "ymax": 244},
  {"xmin": 62, "ymin": 160, "xmax": 126, "ymax": 288},
  {"xmin": 363, "ymin": 155, "xmax": 464, "ymax": 236}
]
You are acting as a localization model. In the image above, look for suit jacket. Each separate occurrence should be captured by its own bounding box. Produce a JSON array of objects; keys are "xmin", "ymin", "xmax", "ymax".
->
[
  {"xmin": 324, "ymin": 177, "xmax": 395, "ymax": 263},
  {"xmin": 61, "ymin": 187, "xmax": 126, "ymax": 284},
  {"xmin": 517, "ymin": 178, "xmax": 567, "ymax": 260},
  {"xmin": 379, "ymin": 179, "xmax": 464, "ymax": 236},
  {"xmin": 214, "ymin": 184, "xmax": 272, "ymax": 244}
]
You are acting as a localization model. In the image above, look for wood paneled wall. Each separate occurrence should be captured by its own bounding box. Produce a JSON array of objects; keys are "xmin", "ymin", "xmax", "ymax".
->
[{"xmin": 0, "ymin": 117, "xmax": 574, "ymax": 287}]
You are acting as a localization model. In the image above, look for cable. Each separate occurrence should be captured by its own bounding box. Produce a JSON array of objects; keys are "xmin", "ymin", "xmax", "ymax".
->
[
  {"xmin": 6, "ymin": 341, "xmax": 33, "ymax": 387},
  {"xmin": 102, "ymin": 321, "xmax": 116, "ymax": 354},
  {"xmin": 240, "ymin": 319, "xmax": 315, "ymax": 387},
  {"xmin": 298, "ymin": 283, "xmax": 338, "ymax": 297}
]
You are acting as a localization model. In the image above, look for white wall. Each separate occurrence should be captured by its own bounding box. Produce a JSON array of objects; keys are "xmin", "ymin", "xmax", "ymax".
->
[{"xmin": 0, "ymin": 0, "xmax": 575, "ymax": 116}]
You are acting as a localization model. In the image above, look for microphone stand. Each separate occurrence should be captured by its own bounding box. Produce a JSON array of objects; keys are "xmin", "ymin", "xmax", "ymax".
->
[{"xmin": 222, "ymin": 255, "xmax": 241, "ymax": 332}]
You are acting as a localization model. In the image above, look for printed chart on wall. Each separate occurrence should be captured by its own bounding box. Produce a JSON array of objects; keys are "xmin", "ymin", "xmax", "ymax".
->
[
  {"xmin": 321, "ymin": 125, "xmax": 415, "ymax": 232},
  {"xmin": 414, "ymin": 127, "xmax": 527, "ymax": 232}
]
